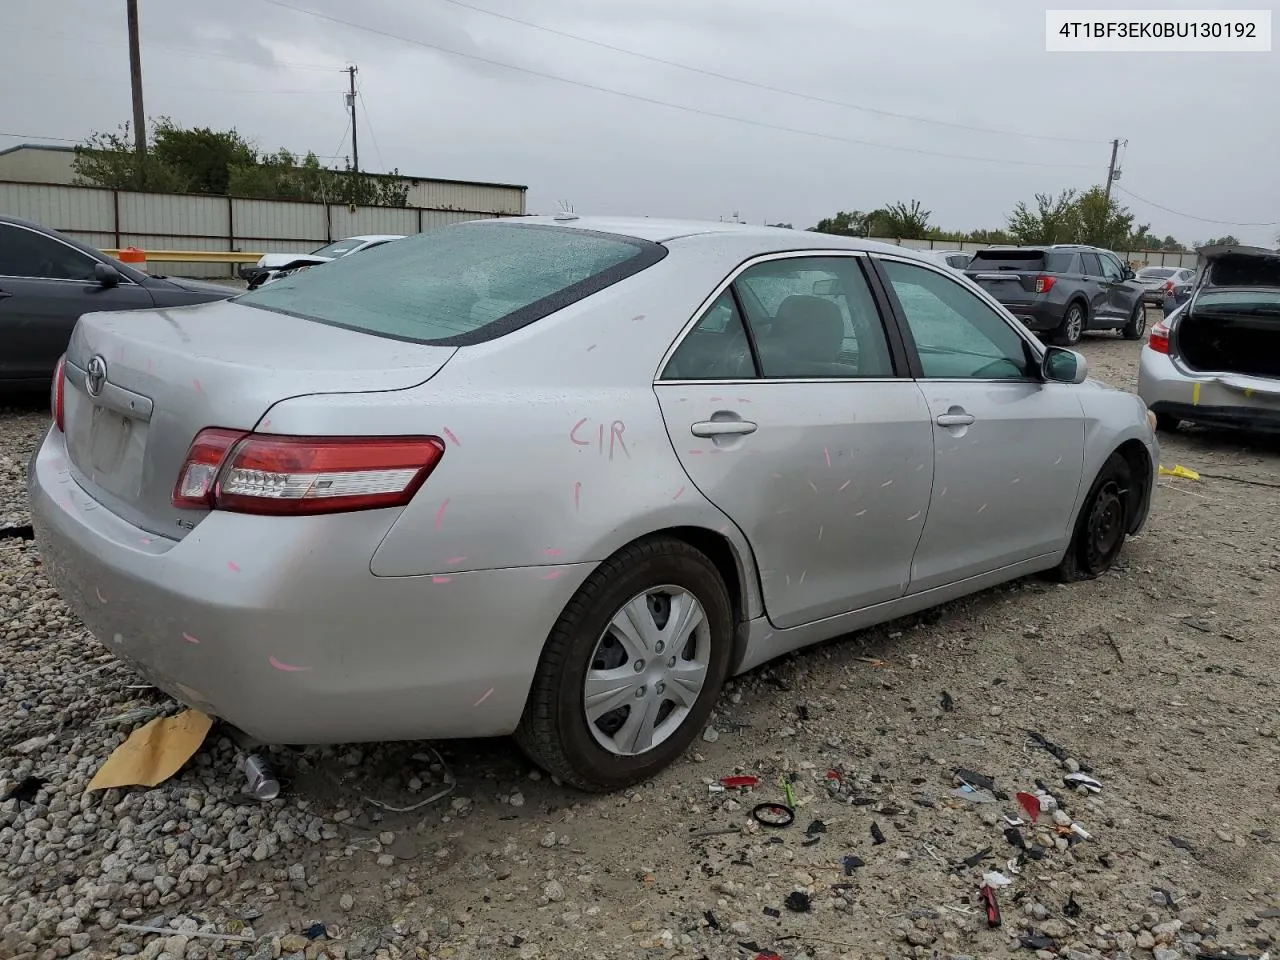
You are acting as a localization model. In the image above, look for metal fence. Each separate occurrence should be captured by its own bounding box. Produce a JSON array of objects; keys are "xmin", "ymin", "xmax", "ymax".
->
[
  {"xmin": 868, "ymin": 236, "xmax": 1200, "ymax": 269},
  {"xmin": 0, "ymin": 179, "xmax": 527, "ymax": 277}
]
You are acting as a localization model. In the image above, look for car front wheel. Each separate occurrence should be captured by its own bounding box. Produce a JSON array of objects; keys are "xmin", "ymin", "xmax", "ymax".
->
[
  {"xmin": 1052, "ymin": 452, "xmax": 1133, "ymax": 582},
  {"xmin": 1122, "ymin": 301, "xmax": 1147, "ymax": 340},
  {"xmin": 515, "ymin": 536, "xmax": 734, "ymax": 791}
]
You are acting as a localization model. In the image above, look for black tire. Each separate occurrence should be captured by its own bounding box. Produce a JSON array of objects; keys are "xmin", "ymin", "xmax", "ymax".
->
[
  {"xmin": 1053, "ymin": 302, "xmax": 1086, "ymax": 346},
  {"xmin": 1154, "ymin": 412, "xmax": 1180, "ymax": 432},
  {"xmin": 515, "ymin": 536, "xmax": 734, "ymax": 792},
  {"xmin": 1052, "ymin": 452, "xmax": 1133, "ymax": 583},
  {"xmin": 1121, "ymin": 301, "xmax": 1147, "ymax": 340}
]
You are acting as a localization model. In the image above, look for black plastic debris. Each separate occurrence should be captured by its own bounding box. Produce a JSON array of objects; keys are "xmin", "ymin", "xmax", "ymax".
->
[
  {"xmin": 1099, "ymin": 853, "xmax": 1115, "ymax": 869},
  {"xmin": 763, "ymin": 906, "xmax": 781, "ymax": 918},
  {"xmin": 796, "ymin": 703, "xmax": 810, "ymax": 721},
  {"xmin": 304, "ymin": 924, "xmax": 327, "ymax": 940},
  {"xmin": 802, "ymin": 836, "xmax": 821, "ymax": 847},
  {"xmin": 1, "ymin": 776, "xmax": 47, "ymax": 805},
  {"xmin": 1004, "ymin": 827, "xmax": 1027, "ymax": 850},
  {"xmin": 842, "ymin": 854, "xmax": 865, "ymax": 876},
  {"xmin": 784, "ymin": 891, "xmax": 812, "ymax": 913},
  {"xmin": 0, "ymin": 524, "xmax": 35, "ymax": 541},
  {"xmin": 805, "ymin": 819, "xmax": 828, "ymax": 835},
  {"xmin": 1064, "ymin": 894, "xmax": 1082, "ymax": 918},
  {"xmin": 1026, "ymin": 730, "xmax": 1093, "ymax": 773},
  {"xmin": 1171, "ymin": 836, "xmax": 1197, "ymax": 854},
  {"xmin": 954, "ymin": 768, "xmax": 995, "ymax": 792},
  {"xmin": 870, "ymin": 822, "xmax": 886, "ymax": 845},
  {"xmin": 959, "ymin": 846, "xmax": 992, "ymax": 869},
  {"xmin": 1020, "ymin": 935, "xmax": 1058, "ymax": 951},
  {"xmin": 1154, "ymin": 888, "xmax": 1178, "ymax": 908},
  {"xmin": 941, "ymin": 690, "xmax": 955, "ymax": 712},
  {"xmin": 704, "ymin": 910, "xmax": 720, "ymax": 930}
]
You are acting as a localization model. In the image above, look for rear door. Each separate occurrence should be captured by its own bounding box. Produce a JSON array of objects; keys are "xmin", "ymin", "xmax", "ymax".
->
[
  {"xmin": 0, "ymin": 223, "xmax": 154, "ymax": 382},
  {"xmin": 872, "ymin": 255, "xmax": 1086, "ymax": 592},
  {"xmin": 655, "ymin": 252, "xmax": 935, "ymax": 630},
  {"xmin": 1078, "ymin": 252, "xmax": 1109, "ymax": 320}
]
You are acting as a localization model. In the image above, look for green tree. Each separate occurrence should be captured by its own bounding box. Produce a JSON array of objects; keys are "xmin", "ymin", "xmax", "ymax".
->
[
  {"xmin": 1006, "ymin": 189, "xmax": 1080, "ymax": 244},
  {"xmin": 1076, "ymin": 187, "xmax": 1135, "ymax": 249},
  {"xmin": 152, "ymin": 118, "xmax": 258, "ymax": 194},
  {"xmin": 72, "ymin": 121, "xmax": 187, "ymax": 192},
  {"xmin": 1204, "ymin": 235, "xmax": 1240, "ymax": 246},
  {"xmin": 877, "ymin": 200, "xmax": 933, "ymax": 239},
  {"xmin": 812, "ymin": 210, "xmax": 875, "ymax": 237},
  {"xmin": 1160, "ymin": 235, "xmax": 1186, "ymax": 251},
  {"xmin": 965, "ymin": 227, "xmax": 1014, "ymax": 245}
]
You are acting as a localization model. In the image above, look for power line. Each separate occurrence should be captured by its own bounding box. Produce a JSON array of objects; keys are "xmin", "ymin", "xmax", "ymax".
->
[
  {"xmin": 356, "ymin": 82, "xmax": 388, "ymax": 174},
  {"xmin": 0, "ymin": 132, "xmax": 80, "ymax": 142},
  {"xmin": 21, "ymin": 67, "xmax": 342, "ymax": 95},
  {"xmin": 1115, "ymin": 185, "xmax": 1280, "ymax": 227},
  {"xmin": 257, "ymin": 0, "xmax": 1095, "ymax": 170},
  {"xmin": 19, "ymin": 28, "xmax": 340, "ymax": 72},
  {"xmin": 433, "ymin": 0, "xmax": 1106, "ymax": 147}
]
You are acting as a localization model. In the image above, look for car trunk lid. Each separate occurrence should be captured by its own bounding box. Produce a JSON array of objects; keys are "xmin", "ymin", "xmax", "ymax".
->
[
  {"xmin": 965, "ymin": 249, "xmax": 1069, "ymax": 305},
  {"xmin": 61, "ymin": 299, "xmax": 456, "ymax": 539},
  {"xmin": 1175, "ymin": 247, "xmax": 1280, "ymax": 379}
]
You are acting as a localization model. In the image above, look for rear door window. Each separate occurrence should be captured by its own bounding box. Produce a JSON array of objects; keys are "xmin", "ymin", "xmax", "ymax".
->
[
  {"xmin": 238, "ymin": 223, "xmax": 666, "ymax": 345},
  {"xmin": 1079, "ymin": 253, "xmax": 1102, "ymax": 277}
]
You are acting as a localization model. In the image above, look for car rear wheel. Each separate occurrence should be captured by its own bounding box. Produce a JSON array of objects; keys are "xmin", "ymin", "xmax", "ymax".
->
[
  {"xmin": 1122, "ymin": 301, "xmax": 1147, "ymax": 340},
  {"xmin": 515, "ymin": 536, "xmax": 733, "ymax": 792},
  {"xmin": 1054, "ymin": 303, "xmax": 1085, "ymax": 346},
  {"xmin": 1051, "ymin": 452, "xmax": 1133, "ymax": 583}
]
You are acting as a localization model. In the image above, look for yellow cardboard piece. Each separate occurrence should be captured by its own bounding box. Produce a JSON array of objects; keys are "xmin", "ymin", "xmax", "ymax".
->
[
  {"xmin": 87, "ymin": 709, "xmax": 213, "ymax": 791},
  {"xmin": 1158, "ymin": 464, "xmax": 1201, "ymax": 481}
]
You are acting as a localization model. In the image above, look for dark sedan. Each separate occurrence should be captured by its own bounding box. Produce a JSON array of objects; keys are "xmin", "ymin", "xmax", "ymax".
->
[{"xmin": 0, "ymin": 216, "xmax": 232, "ymax": 388}]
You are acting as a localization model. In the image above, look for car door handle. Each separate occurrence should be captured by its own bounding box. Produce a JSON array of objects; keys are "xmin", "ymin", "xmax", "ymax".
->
[
  {"xmin": 0, "ymin": 289, "xmax": 11, "ymax": 300},
  {"xmin": 936, "ymin": 413, "xmax": 975, "ymax": 427},
  {"xmin": 691, "ymin": 420, "xmax": 758, "ymax": 437}
]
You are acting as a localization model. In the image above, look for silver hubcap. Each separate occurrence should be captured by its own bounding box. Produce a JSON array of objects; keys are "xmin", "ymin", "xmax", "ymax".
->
[
  {"xmin": 583, "ymin": 586, "xmax": 710, "ymax": 757},
  {"xmin": 1067, "ymin": 308, "xmax": 1083, "ymax": 341}
]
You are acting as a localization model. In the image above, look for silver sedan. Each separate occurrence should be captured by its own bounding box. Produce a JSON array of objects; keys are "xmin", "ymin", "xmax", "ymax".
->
[{"xmin": 28, "ymin": 217, "xmax": 1159, "ymax": 791}]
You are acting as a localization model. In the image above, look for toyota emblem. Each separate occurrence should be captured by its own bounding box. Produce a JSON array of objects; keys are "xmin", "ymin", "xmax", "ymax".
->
[{"xmin": 85, "ymin": 355, "xmax": 108, "ymax": 398}]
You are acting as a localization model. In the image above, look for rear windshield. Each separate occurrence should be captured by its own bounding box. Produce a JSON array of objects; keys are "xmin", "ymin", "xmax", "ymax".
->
[
  {"xmin": 1138, "ymin": 267, "xmax": 1176, "ymax": 279},
  {"xmin": 239, "ymin": 223, "xmax": 666, "ymax": 345},
  {"xmin": 968, "ymin": 250, "xmax": 1074, "ymax": 273},
  {"xmin": 1195, "ymin": 290, "xmax": 1280, "ymax": 313},
  {"xmin": 1205, "ymin": 254, "xmax": 1280, "ymax": 289},
  {"xmin": 310, "ymin": 238, "xmax": 372, "ymax": 258}
]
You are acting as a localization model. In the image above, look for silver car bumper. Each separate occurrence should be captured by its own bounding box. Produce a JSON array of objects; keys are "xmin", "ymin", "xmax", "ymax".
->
[{"xmin": 1137, "ymin": 346, "xmax": 1280, "ymax": 433}]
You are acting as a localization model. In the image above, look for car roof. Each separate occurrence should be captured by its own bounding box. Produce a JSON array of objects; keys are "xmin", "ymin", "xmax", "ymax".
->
[
  {"xmin": 475, "ymin": 215, "xmax": 918, "ymax": 256},
  {"xmin": 339, "ymin": 235, "xmax": 405, "ymax": 243}
]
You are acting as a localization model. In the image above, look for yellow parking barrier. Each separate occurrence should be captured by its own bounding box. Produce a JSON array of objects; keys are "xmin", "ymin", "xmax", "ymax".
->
[{"xmin": 101, "ymin": 249, "xmax": 264, "ymax": 264}]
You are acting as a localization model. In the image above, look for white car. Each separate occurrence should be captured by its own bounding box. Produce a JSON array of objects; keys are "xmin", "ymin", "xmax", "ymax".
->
[
  {"xmin": 243, "ymin": 235, "xmax": 405, "ymax": 288},
  {"xmin": 915, "ymin": 249, "xmax": 972, "ymax": 273}
]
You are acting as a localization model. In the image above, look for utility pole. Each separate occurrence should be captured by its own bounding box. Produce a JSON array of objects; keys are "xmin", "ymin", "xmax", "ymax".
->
[
  {"xmin": 126, "ymin": 0, "xmax": 147, "ymax": 188},
  {"xmin": 1103, "ymin": 137, "xmax": 1120, "ymax": 208},
  {"xmin": 345, "ymin": 65, "xmax": 359, "ymax": 174}
]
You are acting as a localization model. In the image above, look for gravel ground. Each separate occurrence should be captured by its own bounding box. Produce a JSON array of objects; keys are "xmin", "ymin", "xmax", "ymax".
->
[{"xmin": 2, "ymin": 325, "xmax": 1279, "ymax": 960}]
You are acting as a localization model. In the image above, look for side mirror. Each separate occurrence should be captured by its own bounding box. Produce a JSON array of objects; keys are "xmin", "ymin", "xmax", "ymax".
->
[
  {"xmin": 94, "ymin": 262, "xmax": 122, "ymax": 288},
  {"xmin": 1122, "ymin": 268, "xmax": 1137, "ymax": 281},
  {"xmin": 1042, "ymin": 346, "xmax": 1088, "ymax": 384}
]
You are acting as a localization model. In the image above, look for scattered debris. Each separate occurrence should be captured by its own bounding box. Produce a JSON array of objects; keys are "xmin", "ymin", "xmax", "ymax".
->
[
  {"xmin": 784, "ymin": 890, "xmax": 812, "ymax": 913},
  {"xmin": 982, "ymin": 870, "xmax": 1013, "ymax": 888},
  {"xmin": 1064, "ymin": 893, "xmax": 1082, "ymax": 917},
  {"xmin": 941, "ymin": 690, "xmax": 955, "ymax": 712},
  {"xmin": 870, "ymin": 822, "xmax": 886, "ymax": 845},
  {"xmin": 721, "ymin": 775, "xmax": 761, "ymax": 790},
  {"xmin": 842, "ymin": 854, "xmax": 865, "ymax": 875},
  {"xmin": 1065, "ymin": 772, "xmax": 1103, "ymax": 794},
  {"xmin": 1, "ymin": 775, "xmax": 47, "ymax": 805},
  {"xmin": 752, "ymin": 802, "xmax": 795, "ymax": 828},
  {"xmin": 87, "ymin": 709, "xmax": 213, "ymax": 791},
  {"xmin": 979, "ymin": 885, "xmax": 1002, "ymax": 928},
  {"xmin": 1159, "ymin": 463, "xmax": 1201, "ymax": 481}
]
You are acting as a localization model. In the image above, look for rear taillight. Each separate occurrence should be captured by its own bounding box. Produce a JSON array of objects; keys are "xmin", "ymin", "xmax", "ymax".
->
[
  {"xmin": 52, "ymin": 355, "xmax": 66, "ymax": 432},
  {"xmin": 1035, "ymin": 275, "xmax": 1057, "ymax": 294},
  {"xmin": 1149, "ymin": 320, "xmax": 1171, "ymax": 355},
  {"xmin": 1164, "ymin": 280, "xmax": 1175, "ymax": 293},
  {"xmin": 173, "ymin": 429, "xmax": 445, "ymax": 515}
]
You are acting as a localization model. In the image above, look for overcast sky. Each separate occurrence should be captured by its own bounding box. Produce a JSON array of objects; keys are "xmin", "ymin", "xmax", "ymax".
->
[{"xmin": 6, "ymin": 0, "xmax": 1278, "ymax": 245}]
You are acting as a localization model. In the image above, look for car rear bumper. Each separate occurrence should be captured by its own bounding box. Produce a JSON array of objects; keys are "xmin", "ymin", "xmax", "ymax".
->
[
  {"xmin": 28, "ymin": 428, "xmax": 587, "ymax": 745},
  {"xmin": 1001, "ymin": 303, "xmax": 1060, "ymax": 333},
  {"xmin": 1137, "ymin": 347, "xmax": 1280, "ymax": 432}
]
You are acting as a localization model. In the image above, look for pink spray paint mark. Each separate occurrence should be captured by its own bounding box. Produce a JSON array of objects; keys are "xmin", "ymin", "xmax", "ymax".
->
[
  {"xmin": 473, "ymin": 687, "xmax": 494, "ymax": 707},
  {"xmin": 434, "ymin": 499, "xmax": 450, "ymax": 531},
  {"xmin": 824, "ymin": 446, "xmax": 832, "ymax": 468},
  {"xmin": 432, "ymin": 576, "xmax": 453, "ymax": 584},
  {"xmin": 442, "ymin": 427, "xmax": 460, "ymax": 446},
  {"xmin": 268, "ymin": 656, "xmax": 311, "ymax": 673},
  {"xmin": 631, "ymin": 314, "xmax": 645, "ymax": 322},
  {"xmin": 672, "ymin": 486, "xmax": 685, "ymax": 501},
  {"xmin": 447, "ymin": 556, "xmax": 467, "ymax": 565},
  {"xmin": 710, "ymin": 396, "xmax": 723, "ymax": 402},
  {"xmin": 139, "ymin": 537, "xmax": 152, "ymax": 545},
  {"xmin": 586, "ymin": 344, "xmax": 597, "ymax": 352},
  {"xmin": 95, "ymin": 586, "xmax": 107, "ymax": 604},
  {"xmin": 838, "ymin": 479, "xmax": 852, "ymax": 491},
  {"xmin": 737, "ymin": 398, "xmax": 752, "ymax": 403},
  {"xmin": 940, "ymin": 487, "xmax": 948, "ymax": 497},
  {"xmin": 182, "ymin": 632, "xmax": 201, "ymax": 645},
  {"xmin": 907, "ymin": 511, "xmax": 922, "ymax": 522},
  {"xmin": 573, "ymin": 481, "xmax": 582, "ymax": 511},
  {"xmin": 261, "ymin": 419, "xmax": 272, "ymax": 431},
  {"xmin": 977, "ymin": 504, "xmax": 988, "ymax": 513},
  {"xmin": 808, "ymin": 480, "xmax": 818, "ymax": 493},
  {"xmin": 855, "ymin": 508, "xmax": 868, "ymax": 517},
  {"xmin": 881, "ymin": 479, "xmax": 893, "ymax": 488},
  {"xmin": 543, "ymin": 548, "xmax": 563, "ymax": 556},
  {"xmin": 192, "ymin": 378, "xmax": 203, "ymax": 394},
  {"xmin": 719, "ymin": 525, "xmax": 731, "ymax": 534},
  {"xmin": 541, "ymin": 570, "xmax": 563, "ymax": 580},
  {"xmin": 227, "ymin": 561, "xmax": 241, "ymax": 573},
  {"xmin": 146, "ymin": 358, "xmax": 154, "ymax": 374},
  {"xmin": 688, "ymin": 449, "xmax": 703, "ymax": 455}
]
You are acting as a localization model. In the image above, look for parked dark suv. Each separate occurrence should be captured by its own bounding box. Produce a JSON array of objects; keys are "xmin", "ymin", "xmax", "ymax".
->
[{"xmin": 964, "ymin": 244, "xmax": 1147, "ymax": 346}]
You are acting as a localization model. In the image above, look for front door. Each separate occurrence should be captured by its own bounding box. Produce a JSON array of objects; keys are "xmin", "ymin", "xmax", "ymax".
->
[
  {"xmin": 874, "ymin": 256, "xmax": 1087, "ymax": 593},
  {"xmin": 0, "ymin": 223, "xmax": 154, "ymax": 382},
  {"xmin": 655, "ymin": 253, "xmax": 934, "ymax": 629},
  {"xmin": 1099, "ymin": 250, "xmax": 1139, "ymax": 322}
]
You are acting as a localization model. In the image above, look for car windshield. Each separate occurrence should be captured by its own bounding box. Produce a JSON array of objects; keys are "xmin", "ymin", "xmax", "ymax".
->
[
  {"xmin": 967, "ymin": 250, "xmax": 1074, "ymax": 273},
  {"xmin": 1138, "ymin": 268, "xmax": 1176, "ymax": 279},
  {"xmin": 310, "ymin": 238, "xmax": 370, "ymax": 258},
  {"xmin": 239, "ymin": 223, "xmax": 662, "ymax": 344}
]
